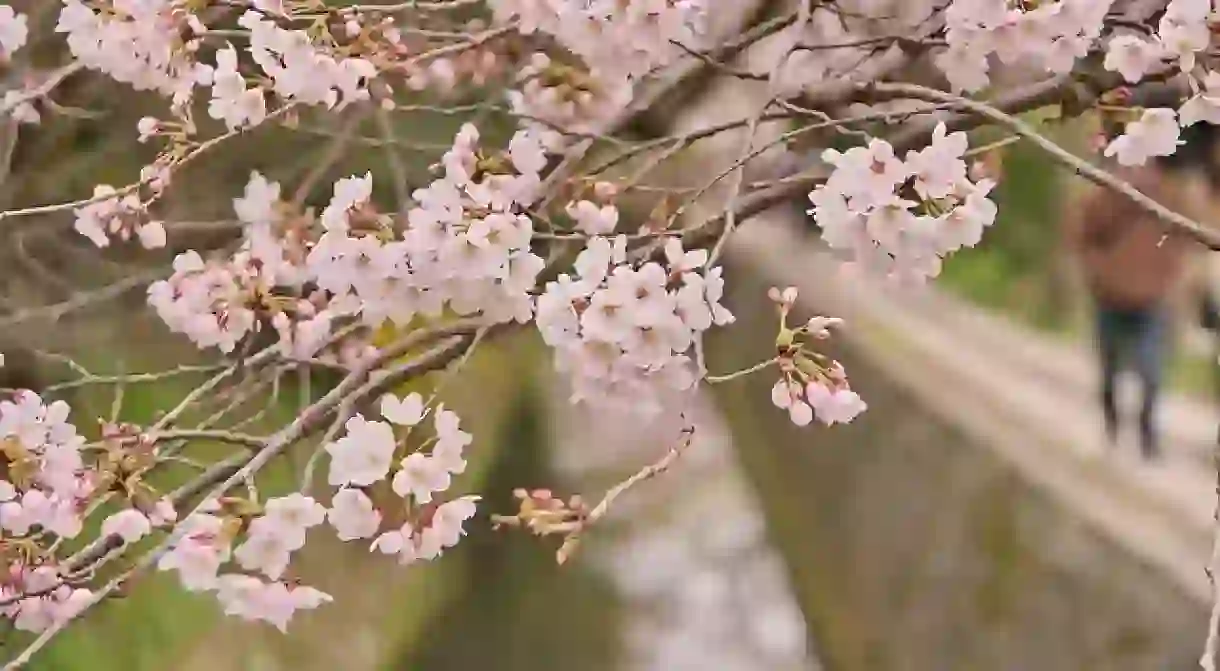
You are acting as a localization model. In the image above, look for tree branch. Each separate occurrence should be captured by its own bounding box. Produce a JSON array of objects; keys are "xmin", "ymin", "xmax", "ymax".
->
[{"xmin": 871, "ymin": 81, "xmax": 1220, "ymax": 251}]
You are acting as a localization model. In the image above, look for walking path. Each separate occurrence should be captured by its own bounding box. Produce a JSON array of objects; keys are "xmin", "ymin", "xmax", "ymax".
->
[
  {"xmin": 549, "ymin": 392, "xmax": 819, "ymax": 671},
  {"xmin": 728, "ymin": 213, "xmax": 1219, "ymax": 607}
]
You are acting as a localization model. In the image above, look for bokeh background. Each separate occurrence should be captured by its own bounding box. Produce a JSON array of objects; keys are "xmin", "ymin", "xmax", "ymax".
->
[{"xmin": 3, "ymin": 1, "xmax": 1220, "ymax": 670}]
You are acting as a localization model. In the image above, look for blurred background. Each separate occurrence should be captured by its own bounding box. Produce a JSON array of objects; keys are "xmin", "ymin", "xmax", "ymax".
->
[{"xmin": 4, "ymin": 2, "xmax": 1220, "ymax": 670}]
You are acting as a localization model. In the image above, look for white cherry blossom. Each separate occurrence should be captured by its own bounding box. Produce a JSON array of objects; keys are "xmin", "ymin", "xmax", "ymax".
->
[
  {"xmin": 381, "ymin": 393, "xmax": 426, "ymax": 427},
  {"xmin": 1104, "ymin": 34, "xmax": 1164, "ymax": 84},
  {"xmin": 101, "ymin": 509, "xmax": 152, "ymax": 543},
  {"xmin": 392, "ymin": 453, "xmax": 452, "ymax": 505},
  {"xmin": 1104, "ymin": 108, "xmax": 1183, "ymax": 166},
  {"xmin": 328, "ymin": 489, "xmax": 382, "ymax": 541},
  {"xmin": 0, "ymin": 7, "xmax": 28, "ymax": 59},
  {"xmin": 325, "ymin": 415, "xmax": 397, "ymax": 488}
]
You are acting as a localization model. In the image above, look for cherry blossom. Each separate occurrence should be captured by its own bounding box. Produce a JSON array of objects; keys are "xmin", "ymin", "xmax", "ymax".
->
[
  {"xmin": 9, "ymin": 0, "xmax": 1218, "ymax": 653},
  {"xmin": 1104, "ymin": 108, "xmax": 1183, "ymax": 166},
  {"xmin": 2, "ymin": 567, "xmax": 91, "ymax": 634},
  {"xmin": 325, "ymin": 415, "xmax": 397, "ymax": 488},
  {"xmin": 381, "ymin": 393, "xmax": 426, "ymax": 428},
  {"xmin": 234, "ymin": 517, "xmax": 301, "ymax": 581},
  {"xmin": 146, "ymin": 251, "xmax": 259, "ymax": 354},
  {"xmin": 263, "ymin": 494, "xmax": 327, "ymax": 534},
  {"xmin": 234, "ymin": 172, "xmax": 283, "ymax": 227},
  {"xmin": 101, "ymin": 509, "xmax": 152, "ymax": 543},
  {"xmin": 1180, "ymin": 71, "xmax": 1220, "ymax": 127},
  {"xmin": 536, "ymin": 234, "xmax": 729, "ymax": 415},
  {"xmin": 73, "ymin": 186, "xmax": 155, "ymax": 249},
  {"xmin": 567, "ymin": 200, "xmax": 620, "ymax": 236},
  {"xmin": 0, "ymin": 7, "xmax": 28, "ymax": 60},
  {"xmin": 1104, "ymin": 34, "xmax": 1165, "ymax": 83},
  {"xmin": 57, "ymin": 0, "xmax": 210, "ymax": 103},
  {"xmin": 215, "ymin": 575, "xmax": 331, "ymax": 632},
  {"xmin": 158, "ymin": 514, "xmax": 230, "ymax": 592},
  {"xmin": 149, "ymin": 498, "xmax": 177, "ymax": 527},
  {"xmin": 371, "ymin": 495, "xmax": 480, "ymax": 565},
  {"xmin": 426, "ymin": 495, "xmax": 481, "ymax": 552},
  {"xmin": 0, "ymin": 391, "xmax": 87, "ymax": 504},
  {"xmin": 320, "ymin": 173, "xmax": 374, "ymax": 233},
  {"xmin": 238, "ymin": 11, "xmax": 377, "ymax": 110},
  {"xmin": 432, "ymin": 406, "xmax": 471, "ymax": 475},
  {"xmin": 392, "ymin": 453, "xmax": 452, "ymax": 505},
  {"xmin": 808, "ymin": 124, "xmax": 998, "ymax": 284},
  {"xmin": 1157, "ymin": 0, "xmax": 1212, "ymax": 71},
  {"xmin": 328, "ymin": 489, "xmax": 382, "ymax": 541},
  {"xmin": 805, "ymin": 381, "xmax": 868, "ymax": 426},
  {"xmin": 209, "ymin": 45, "xmax": 267, "ymax": 131},
  {"xmin": 937, "ymin": 0, "xmax": 1112, "ymax": 91},
  {"xmin": 489, "ymin": 0, "xmax": 707, "ymax": 80},
  {"xmin": 770, "ymin": 380, "xmax": 814, "ymax": 427}
]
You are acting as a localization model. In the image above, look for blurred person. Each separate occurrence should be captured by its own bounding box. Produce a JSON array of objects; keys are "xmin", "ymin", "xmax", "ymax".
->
[{"xmin": 1066, "ymin": 105, "xmax": 1219, "ymax": 461}]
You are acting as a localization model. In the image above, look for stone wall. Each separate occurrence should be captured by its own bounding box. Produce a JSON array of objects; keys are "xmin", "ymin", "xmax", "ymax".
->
[{"xmin": 706, "ymin": 268, "xmax": 1207, "ymax": 671}]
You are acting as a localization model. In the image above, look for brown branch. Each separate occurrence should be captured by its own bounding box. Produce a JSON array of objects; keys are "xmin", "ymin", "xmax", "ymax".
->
[
  {"xmin": 555, "ymin": 426, "xmax": 695, "ymax": 565},
  {"xmin": 871, "ymin": 81, "xmax": 1220, "ymax": 251}
]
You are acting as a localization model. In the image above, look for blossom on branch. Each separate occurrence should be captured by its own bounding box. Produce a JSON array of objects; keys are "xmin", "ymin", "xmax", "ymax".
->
[
  {"xmin": 10, "ymin": 0, "xmax": 1220, "ymax": 659},
  {"xmin": 808, "ymin": 123, "xmax": 997, "ymax": 284}
]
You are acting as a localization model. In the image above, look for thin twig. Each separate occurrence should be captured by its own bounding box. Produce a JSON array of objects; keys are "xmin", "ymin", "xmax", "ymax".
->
[
  {"xmin": 706, "ymin": 357, "xmax": 779, "ymax": 384},
  {"xmin": 872, "ymin": 82, "xmax": 1220, "ymax": 250},
  {"xmin": 556, "ymin": 426, "xmax": 695, "ymax": 565}
]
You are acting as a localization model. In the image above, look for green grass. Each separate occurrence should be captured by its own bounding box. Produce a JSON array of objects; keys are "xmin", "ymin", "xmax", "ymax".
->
[{"xmin": 939, "ymin": 130, "xmax": 1072, "ymax": 333}]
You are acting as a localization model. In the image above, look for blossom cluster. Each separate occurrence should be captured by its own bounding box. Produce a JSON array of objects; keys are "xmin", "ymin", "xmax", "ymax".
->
[
  {"xmin": 765, "ymin": 288, "xmax": 867, "ymax": 427},
  {"xmin": 157, "ymin": 496, "xmax": 334, "ymax": 631},
  {"xmin": 151, "ymin": 392, "xmax": 477, "ymax": 630},
  {"xmin": 57, "ymin": 0, "xmax": 210, "ymax": 105},
  {"xmin": 1103, "ymin": 0, "xmax": 1214, "ymax": 85},
  {"xmin": 1103, "ymin": 107, "xmax": 1185, "ymax": 166},
  {"xmin": 73, "ymin": 186, "xmax": 166, "ymax": 250},
  {"xmin": 234, "ymin": 11, "xmax": 376, "ymax": 116},
  {"xmin": 146, "ymin": 121, "xmax": 550, "ymax": 355},
  {"xmin": 148, "ymin": 247, "xmax": 270, "ymax": 355},
  {"xmin": 776, "ymin": 1, "xmax": 943, "ymax": 97},
  {"xmin": 491, "ymin": 0, "xmax": 706, "ymax": 134},
  {"xmin": 0, "ymin": 393, "xmax": 193, "ymax": 634},
  {"xmin": 937, "ymin": 0, "xmax": 1113, "ymax": 93},
  {"xmin": 0, "ymin": 6, "xmax": 34, "ymax": 124},
  {"xmin": 508, "ymin": 51, "xmax": 636, "ymax": 136},
  {"xmin": 0, "ymin": 392, "xmax": 90, "ymax": 542},
  {"xmin": 1094, "ymin": 0, "xmax": 1220, "ymax": 166},
  {"xmin": 808, "ymin": 123, "xmax": 998, "ymax": 284},
  {"xmin": 26, "ymin": 0, "xmax": 1220, "ymax": 661},
  {"xmin": 0, "ymin": 392, "xmax": 93, "ymax": 633},
  {"xmin": 490, "ymin": 0, "xmax": 707, "ymax": 80},
  {"xmin": 536, "ymin": 234, "xmax": 734, "ymax": 416}
]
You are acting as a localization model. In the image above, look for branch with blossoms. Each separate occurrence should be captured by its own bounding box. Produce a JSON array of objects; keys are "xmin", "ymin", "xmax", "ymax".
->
[
  {"xmin": 492, "ymin": 423, "xmax": 696, "ymax": 565},
  {"xmin": 0, "ymin": 0, "xmax": 1220, "ymax": 667}
]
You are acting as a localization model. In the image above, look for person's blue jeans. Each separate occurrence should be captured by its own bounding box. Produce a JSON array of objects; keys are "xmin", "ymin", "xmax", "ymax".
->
[{"xmin": 1095, "ymin": 304, "xmax": 1168, "ymax": 458}]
